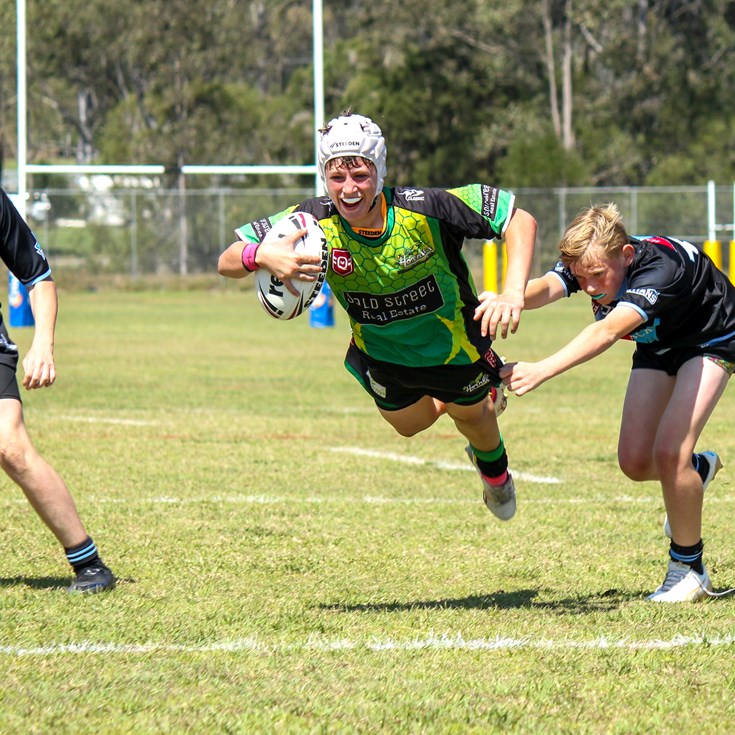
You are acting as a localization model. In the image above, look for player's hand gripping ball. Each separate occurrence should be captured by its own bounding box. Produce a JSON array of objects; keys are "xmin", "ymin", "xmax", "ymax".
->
[{"xmin": 255, "ymin": 212, "xmax": 328, "ymax": 320}]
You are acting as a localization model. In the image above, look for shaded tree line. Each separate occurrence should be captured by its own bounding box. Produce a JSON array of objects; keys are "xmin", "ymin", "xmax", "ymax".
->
[{"xmin": 1, "ymin": 0, "xmax": 735, "ymax": 191}]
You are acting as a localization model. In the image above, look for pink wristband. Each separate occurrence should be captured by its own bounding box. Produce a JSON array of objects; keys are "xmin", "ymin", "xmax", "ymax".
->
[{"xmin": 241, "ymin": 241, "xmax": 261, "ymax": 272}]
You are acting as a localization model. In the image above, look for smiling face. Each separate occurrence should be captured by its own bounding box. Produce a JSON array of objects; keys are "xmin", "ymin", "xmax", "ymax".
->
[
  {"xmin": 324, "ymin": 157, "xmax": 382, "ymax": 230},
  {"xmin": 570, "ymin": 244, "xmax": 635, "ymax": 305}
]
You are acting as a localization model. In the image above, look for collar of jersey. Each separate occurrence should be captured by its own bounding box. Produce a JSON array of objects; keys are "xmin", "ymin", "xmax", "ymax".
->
[{"xmin": 342, "ymin": 188, "xmax": 394, "ymax": 246}]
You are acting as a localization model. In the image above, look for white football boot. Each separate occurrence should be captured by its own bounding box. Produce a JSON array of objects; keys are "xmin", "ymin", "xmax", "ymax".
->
[
  {"xmin": 465, "ymin": 445, "xmax": 516, "ymax": 520},
  {"xmin": 663, "ymin": 451, "xmax": 722, "ymax": 539},
  {"xmin": 648, "ymin": 560, "xmax": 712, "ymax": 602}
]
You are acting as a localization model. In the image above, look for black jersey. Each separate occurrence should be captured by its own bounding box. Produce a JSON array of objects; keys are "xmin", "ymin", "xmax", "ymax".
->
[
  {"xmin": 0, "ymin": 188, "xmax": 52, "ymax": 289},
  {"xmin": 549, "ymin": 236, "xmax": 735, "ymax": 350}
]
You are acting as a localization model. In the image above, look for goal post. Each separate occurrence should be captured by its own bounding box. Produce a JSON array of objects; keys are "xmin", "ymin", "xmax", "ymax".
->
[
  {"xmin": 706, "ymin": 180, "xmax": 735, "ymax": 282},
  {"xmin": 14, "ymin": 0, "xmax": 326, "ymax": 209}
]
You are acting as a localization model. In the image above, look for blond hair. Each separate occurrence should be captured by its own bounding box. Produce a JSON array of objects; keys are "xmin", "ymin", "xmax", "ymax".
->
[{"xmin": 558, "ymin": 203, "xmax": 629, "ymax": 265}]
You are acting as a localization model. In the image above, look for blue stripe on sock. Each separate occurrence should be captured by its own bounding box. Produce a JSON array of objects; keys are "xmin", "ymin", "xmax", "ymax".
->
[
  {"xmin": 66, "ymin": 542, "xmax": 97, "ymax": 564},
  {"xmin": 670, "ymin": 549, "xmax": 701, "ymax": 564}
]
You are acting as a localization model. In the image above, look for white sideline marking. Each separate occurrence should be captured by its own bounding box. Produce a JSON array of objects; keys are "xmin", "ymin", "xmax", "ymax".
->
[
  {"xmin": 331, "ymin": 446, "xmax": 561, "ymax": 484},
  {"xmin": 2, "ymin": 632, "xmax": 735, "ymax": 657},
  {"xmin": 7, "ymin": 494, "xmax": 734, "ymax": 507},
  {"xmin": 93, "ymin": 495, "xmax": 732, "ymax": 505},
  {"xmin": 59, "ymin": 415, "xmax": 157, "ymax": 427}
]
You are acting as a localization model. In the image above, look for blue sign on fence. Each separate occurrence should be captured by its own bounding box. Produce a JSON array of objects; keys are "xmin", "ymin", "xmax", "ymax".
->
[
  {"xmin": 8, "ymin": 273, "xmax": 34, "ymax": 328},
  {"xmin": 309, "ymin": 280, "xmax": 334, "ymax": 328}
]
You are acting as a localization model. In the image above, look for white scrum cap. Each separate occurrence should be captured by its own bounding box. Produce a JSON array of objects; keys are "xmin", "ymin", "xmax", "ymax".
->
[{"xmin": 317, "ymin": 114, "xmax": 387, "ymax": 193}]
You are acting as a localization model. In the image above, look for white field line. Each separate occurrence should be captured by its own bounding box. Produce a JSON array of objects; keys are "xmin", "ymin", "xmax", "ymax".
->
[
  {"xmin": 58, "ymin": 415, "xmax": 158, "ymax": 427},
  {"xmin": 8, "ymin": 494, "xmax": 733, "ymax": 506},
  {"xmin": 2, "ymin": 632, "xmax": 735, "ymax": 657},
  {"xmin": 49, "ymin": 421, "xmax": 558, "ymax": 485},
  {"xmin": 330, "ymin": 446, "xmax": 562, "ymax": 484}
]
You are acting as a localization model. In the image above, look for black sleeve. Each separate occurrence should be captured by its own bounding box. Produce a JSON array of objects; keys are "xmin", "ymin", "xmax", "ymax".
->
[{"xmin": 0, "ymin": 188, "xmax": 53, "ymax": 285}]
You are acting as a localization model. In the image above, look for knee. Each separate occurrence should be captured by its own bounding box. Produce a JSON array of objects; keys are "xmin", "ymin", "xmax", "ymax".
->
[
  {"xmin": 381, "ymin": 411, "xmax": 429, "ymax": 437},
  {"xmin": 618, "ymin": 447, "xmax": 652, "ymax": 482},
  {"xmin": 652, "ymin": 444, "xmax": 685, "ymax": 482},
  {"xmin": 448, "ymin": 402, "xmax": 492, "ymax": 433},
  {"xmin": 0, "ymin": 425, "xmax": 34, "ymax": 476},
  {"xmin": 380, "ymin": 398, "xmax": 442, "ymax": 438},
  {"xmin": 0, "ymin": 439, "xmax": 29, "ymax": 476},
  {"xmin": 392, "ymin": 424, "xmax": 422, "ymax": 438}
]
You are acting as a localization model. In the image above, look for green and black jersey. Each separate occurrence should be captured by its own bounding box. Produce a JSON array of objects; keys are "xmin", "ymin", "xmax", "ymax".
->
[{"xmin": 236, "ymin": 184, "xmax": 515, "ymax": 368}]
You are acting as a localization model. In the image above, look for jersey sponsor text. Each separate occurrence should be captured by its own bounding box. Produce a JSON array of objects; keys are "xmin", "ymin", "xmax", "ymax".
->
[{"xmin": 343, "ymin": 275, "xmax": 444, "ymax": 325}]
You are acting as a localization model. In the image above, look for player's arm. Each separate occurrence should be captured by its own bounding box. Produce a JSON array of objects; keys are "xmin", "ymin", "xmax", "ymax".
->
[
  {"xmin": 475, "ymin": 208, "xmax": 537, "ymax": 340},
  {"xmin": 217, "ymin": 231, "xmax": 322, "ymax": 295},
  {"xmin": 23, "ymin": 278, "xmax": 58, "ymax": 389},
  {"xmin": 217, "ymin": 239, "xmax": 256, "ymax": 279},
  {"xmin": 475, "ymin": 272, "xmax": 563, "ymax": 337},
  {"xmin": 523, "ymin": 272, "xmax": 566, "ymax": 310},
  {"xmin": 218, "ymin": 231, "xmax": 311, "ymax": 280},
  {"xmin": 500, "ymin": 305, "xmax": 645, "ymax": 396},
  {"xmin": 503, "ymin": 207, "xmax": 537, "ymax": 298}
]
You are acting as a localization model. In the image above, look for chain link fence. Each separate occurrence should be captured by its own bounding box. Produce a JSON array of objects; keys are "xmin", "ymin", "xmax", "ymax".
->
[{"xmin": 19, "ymin": 182, "xmax": 735, "ymax": 281}]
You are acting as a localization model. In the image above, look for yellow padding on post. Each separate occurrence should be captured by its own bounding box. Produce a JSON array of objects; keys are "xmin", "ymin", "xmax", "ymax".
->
[
  {"xmin": 703, "ymin": 240, "xmax": 722, "ymax": 270},
  {"xmin": 501, "ymin": 241, "xmax": 508, "ymax": 291},
  {"xmin": 483, "ymin": 240, "xmax": 498, "ymax": 293}
]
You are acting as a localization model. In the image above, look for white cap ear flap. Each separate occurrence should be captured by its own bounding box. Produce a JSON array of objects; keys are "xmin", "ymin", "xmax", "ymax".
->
[{"xmin": 318, "ymin": 114, "xmax": 387, "ymax": 193}]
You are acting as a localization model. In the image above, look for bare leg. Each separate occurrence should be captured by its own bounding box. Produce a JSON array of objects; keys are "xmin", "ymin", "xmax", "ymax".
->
[
  {"xmin": 377, "ymin": 395, "xmax": 447, "ymax": 437},
  {"xmin": 445, "ymin": 395, "xmax": 500, "ymax": 452},
  {"xmin": 619, "ymin": 360, "xmax": 729, "ymax": 546},
  {"xmin": 376, "ymin": 393, "xmax": 500, "ymax": 448},
  {"xmin": 0, "ymin": 398, "xmax": 87, "ymax": 548},
  {"xmin": 652, "ymin": 359, "xmax": 728, "ymax": 546}
]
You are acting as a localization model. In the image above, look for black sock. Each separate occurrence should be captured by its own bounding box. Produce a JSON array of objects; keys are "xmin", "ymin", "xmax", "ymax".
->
[
  {"xmin": 476, "ymin": 455, "xmax": 508, "ymax": 480},
  {"xmin": 670, "ymin": 539, "xmax": 704, "ymax": 575},
  {"xmin": 471, "ymin": 443, "xmax": 508, "ymax": 480},
  {"xmin": 65, "ymin": 536, "xmax": 102, "ymax": 572},
  {"xmin": 692, "ymin": 453, "xmax": 709, "ymax": 484}
]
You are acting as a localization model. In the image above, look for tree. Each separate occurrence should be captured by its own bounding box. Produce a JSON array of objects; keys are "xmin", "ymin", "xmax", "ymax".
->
[{"xmin": 4, "ymin": 0, "xmax": 735, "ymax": 191}]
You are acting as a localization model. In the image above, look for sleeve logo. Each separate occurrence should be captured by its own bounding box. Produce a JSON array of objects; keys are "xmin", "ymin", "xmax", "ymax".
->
[{"xmin": 626, "ymin": 287, "xmax": 659, "ymax": 305}]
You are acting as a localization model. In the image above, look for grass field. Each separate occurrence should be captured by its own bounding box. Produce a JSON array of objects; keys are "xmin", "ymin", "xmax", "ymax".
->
[{"xmin": 1, "ymin": 287, "xmax": 735, "ymax": 733}]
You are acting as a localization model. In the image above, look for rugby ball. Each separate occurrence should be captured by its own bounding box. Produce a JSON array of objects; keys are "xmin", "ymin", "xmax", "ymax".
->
[
  {"xmin": 254, "ymin": 212, "xmax": 328, "ymax": 320},
  {"xmin": 491, "ymin": 385, "xmax": 507, "ymax": 417}
]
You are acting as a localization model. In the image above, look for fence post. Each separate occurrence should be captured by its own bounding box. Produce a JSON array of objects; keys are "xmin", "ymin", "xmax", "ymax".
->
[
  {"xmin": 130, "ymin": 189, "xmax": 138, "ymax": 279},
  {"xmin": 707, "ymin": 180, "xmax": 716, "ymax": 243}
]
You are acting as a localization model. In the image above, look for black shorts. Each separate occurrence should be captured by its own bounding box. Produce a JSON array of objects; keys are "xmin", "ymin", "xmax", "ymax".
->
[
  {"xmin": 632, "ymin": 343, "xmax": 735, "ymax": 377},
  {"xmin": 0, "ymin": 330, "xmax": 20, "ymax": 398},
  {"xmin": 345, "ymin": 340, "xmax": 503, "ymax": 411}
]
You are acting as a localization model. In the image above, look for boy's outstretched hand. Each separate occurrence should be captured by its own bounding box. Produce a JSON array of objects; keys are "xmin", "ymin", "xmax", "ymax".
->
[
  {"xmin": 499, "ymin": 361, "xmax": 549, "ymax": 397},
  {"xmin": 474, "ymin": 289, "xmax": 525, "ymax": 340}
]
